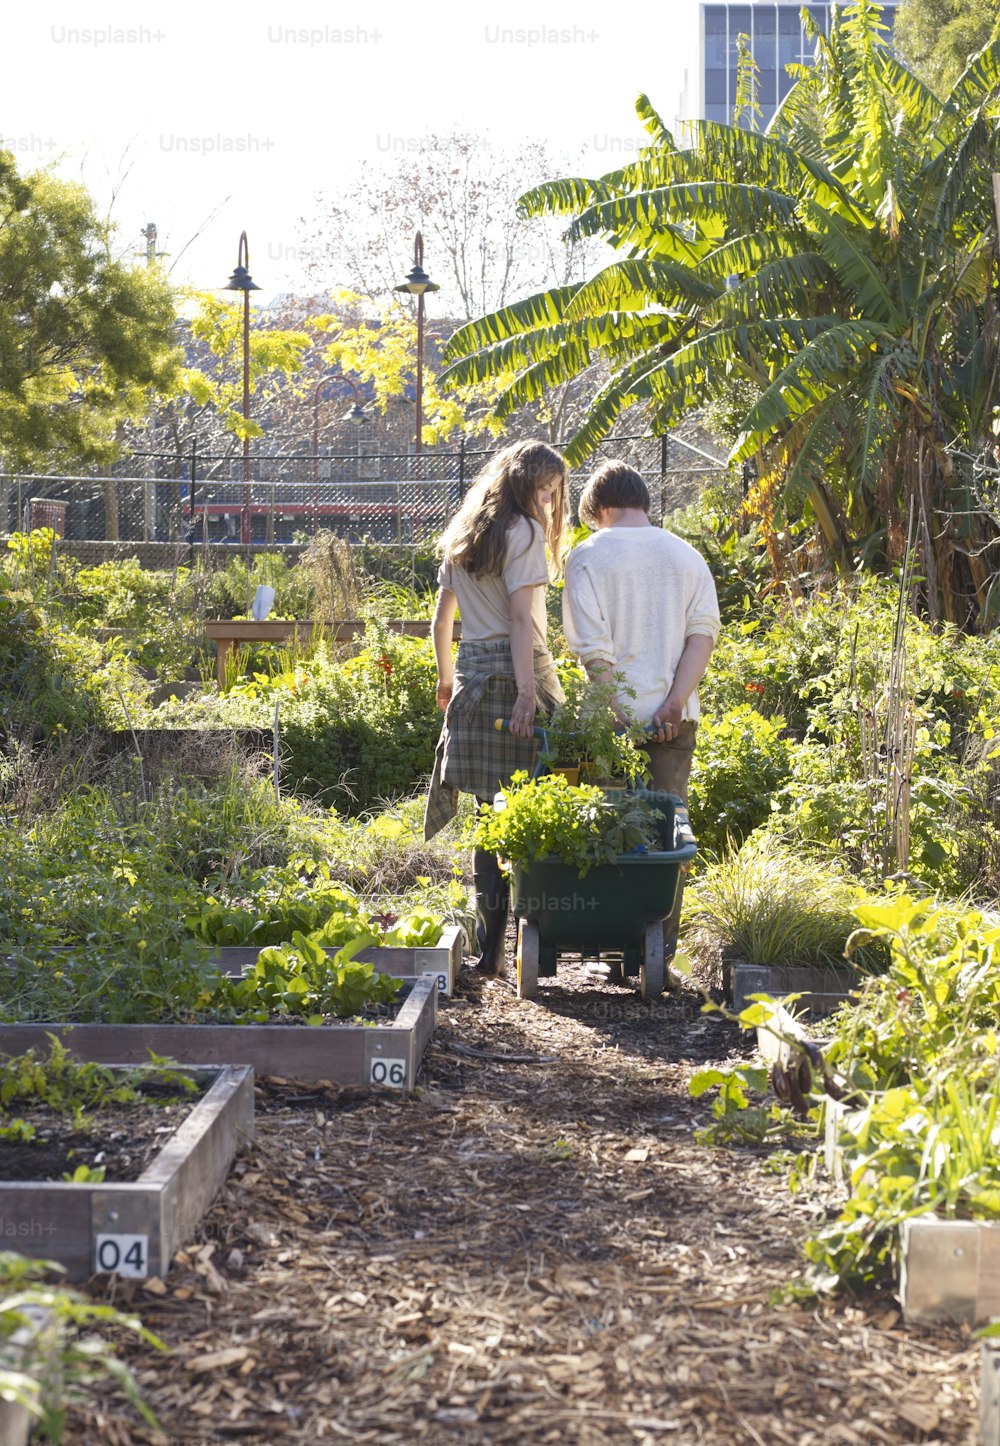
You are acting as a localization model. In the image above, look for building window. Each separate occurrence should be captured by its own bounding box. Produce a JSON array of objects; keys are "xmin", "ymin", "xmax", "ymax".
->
[
  {"xmin": 705, "ymin": 68, "xmax": 728, "ymax": 104},
  {"xmin": 778, "ymin": 7, "xmax": 802, "ymax": 66},
  {"xmin": 728, "ymin": 5, "xmax": 752, "ymax": 60},
  {"xmin": 704, "ymin": 6, "xmax": 727, "ymax": 66}
]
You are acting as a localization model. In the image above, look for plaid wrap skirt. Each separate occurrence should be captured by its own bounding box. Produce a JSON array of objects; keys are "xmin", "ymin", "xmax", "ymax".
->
[{"xmin": 423, "ymin": 638, "xmax": 564, "ymax": 840}]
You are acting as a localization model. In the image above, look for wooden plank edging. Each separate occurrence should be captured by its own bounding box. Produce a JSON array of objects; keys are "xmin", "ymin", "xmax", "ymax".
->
[
  {"xmin": 0, "ymin": 976, "xmax": 438, "ymax": 1090},
  {"xmin": 729, "ymin": 961, "xmax": 854, "ymax": 1017},
  {"xmin": 211, "ymin": 923, "xmax": 464, "ymax": 997},
  {"xmin": 900, "ymin": 1216, "xmax": 1000, "ymax": 1326},
  {"xmin": 0, "ymin": 1066, "xmax": 253, "ymax": 1281}
]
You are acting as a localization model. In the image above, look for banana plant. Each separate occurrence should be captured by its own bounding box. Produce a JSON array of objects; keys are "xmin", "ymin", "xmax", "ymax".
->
[{"xmin": 440, "ymin": 0, "xmax": 1000, "ymax": 629}]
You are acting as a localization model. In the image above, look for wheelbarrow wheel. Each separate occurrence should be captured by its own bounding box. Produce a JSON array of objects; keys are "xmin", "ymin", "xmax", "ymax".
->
[
  {"xmin": 640, "ymin": 921, "xmax": 665, "ymax": 1000},
  {"xmin": 517, "ymin": 920, "xmax": 540, "ymax": 1000}
]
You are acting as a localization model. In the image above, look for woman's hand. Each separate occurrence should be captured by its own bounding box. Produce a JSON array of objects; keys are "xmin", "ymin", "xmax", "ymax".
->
[
  {"xmin": 509, "ymin": 689, "xmax": 536, "ymax": 738},
  {"xmin": 436, "ymin": 679, "xmax": 453, "ymax": 712}
]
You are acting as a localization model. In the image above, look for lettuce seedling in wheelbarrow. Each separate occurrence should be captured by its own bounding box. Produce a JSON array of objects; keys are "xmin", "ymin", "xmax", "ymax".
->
[{"xmin": 476, "ymin": 771, "xmax": 665, "ymax": 877}]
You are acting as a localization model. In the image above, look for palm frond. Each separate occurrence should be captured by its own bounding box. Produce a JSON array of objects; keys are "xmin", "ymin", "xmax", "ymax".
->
[
  {"xmin": 442, "ymin": 287, "xmax": 578, "ymax": 363},
  {"xmin": 634, "ymin": 93, "xmax": 674, "ymax": 146},
  {"xmin": 516, "ymin": 178, "xmax": 621, "ymax": 221},
  {"xmin": 699, "ymin": 253, "xmax": 831, "ymax": 327},
  {"xmin": 561, "ymin": 351, "xmax": 683, "ymax": 465},
  {"xmin": 732, "ymin": 320, "xmax": 890, "ymax": 460},
  {"xmin": 439, "ymin": 313, "xmax": 670, "ymax": 390},
  {"xmin": 563, "ymin": 260, "xmax": 718, "ymax": 320},
  {"xmin": 567, "ymin": 181, "xmax": 799, "ymax": 246},
  {"xmin": 942, "ymin": 35, "xmax": 1000, "ymax": 119},
  {"xmin": 773, "ymin": 399, "xmax": 850, "ymax": 528},
  {"xmin": 852, "ymin": 345, "xmax": 913, "ymax": 497},
  {"xmin": 801, "ymin": 201, "xmax": 903, "ymax": 327}
]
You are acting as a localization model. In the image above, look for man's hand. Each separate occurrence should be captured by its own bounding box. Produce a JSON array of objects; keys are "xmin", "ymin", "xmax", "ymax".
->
[
  {"xmin": 650, "ymin": 699, "xmax": 684, "ymax": 743},
  {"xmin": 436, "ymin": 679, "xmax": 453, "ymax": 712}
]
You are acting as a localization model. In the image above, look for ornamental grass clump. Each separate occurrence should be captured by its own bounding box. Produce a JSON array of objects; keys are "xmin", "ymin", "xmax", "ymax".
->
[
  {"xmin": 475, "ymin": 772, "xmax": 665, "ymax": 877},
  {"xmin": 683, "ymin": 833, "xmax": 886, "ymax": 972}
]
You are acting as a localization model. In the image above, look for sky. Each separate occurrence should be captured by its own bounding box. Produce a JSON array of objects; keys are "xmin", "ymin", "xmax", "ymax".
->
[{"xmin": 3, "ymin": 0, "xmax": 699, "ymax": 305}]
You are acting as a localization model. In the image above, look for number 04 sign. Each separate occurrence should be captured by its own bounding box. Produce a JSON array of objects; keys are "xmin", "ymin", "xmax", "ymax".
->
[{"xmin": 95, "ymin": 1233, "xmax": 149, "ymax": 1277}]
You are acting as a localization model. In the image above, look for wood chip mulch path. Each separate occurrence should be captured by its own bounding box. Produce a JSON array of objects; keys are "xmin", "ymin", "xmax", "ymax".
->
[{"xmin": 66, "ymin": 969, "xmax": 979, "ymax": 1445}]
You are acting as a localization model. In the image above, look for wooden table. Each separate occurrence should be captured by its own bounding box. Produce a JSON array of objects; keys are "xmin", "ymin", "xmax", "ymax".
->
[{"xmin": 204, "ymin": 619, "xmax": 460, "ymax": 686}]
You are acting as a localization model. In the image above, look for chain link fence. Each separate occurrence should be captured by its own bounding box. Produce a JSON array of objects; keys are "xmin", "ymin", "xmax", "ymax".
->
[{"xmin": 1, "ymin": 433, "xmax": 728, "ymax": 551}]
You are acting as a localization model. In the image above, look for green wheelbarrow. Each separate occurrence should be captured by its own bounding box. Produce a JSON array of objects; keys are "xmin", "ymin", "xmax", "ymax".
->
[{"xmin": 494, "ymin": 721, "xmax": 697, "ymax": 1001}]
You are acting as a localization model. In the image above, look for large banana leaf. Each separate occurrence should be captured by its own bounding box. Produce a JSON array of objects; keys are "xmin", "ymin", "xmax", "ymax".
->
[
  {"xmin": 567, "ymin": 182, "xmax": 799, "ymax": 246},
  {"xmin": 732, "ymin": 320, "xmax": 891, "ymax": 460},
  {"xmin": 563, "ymin": 260, "xmax": 718, "ymax": 320},
  {"xmin": 443, "ymin": 287, "xmax": 580, "ymax": 362}
]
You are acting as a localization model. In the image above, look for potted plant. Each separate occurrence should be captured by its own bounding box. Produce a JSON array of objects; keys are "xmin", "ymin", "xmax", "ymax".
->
[{"xmin": 539, "ymin": 670, "xmax": 650, "ymax": 787}]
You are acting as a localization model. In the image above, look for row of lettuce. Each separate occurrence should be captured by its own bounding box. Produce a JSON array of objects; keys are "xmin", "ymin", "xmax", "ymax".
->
[{"xmin": 0, "ymin": 770, "xmax": 472, "ymax": 1026}]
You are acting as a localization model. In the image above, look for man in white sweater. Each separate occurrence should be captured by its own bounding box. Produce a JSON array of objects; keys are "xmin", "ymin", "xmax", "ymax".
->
[{"xmin": 562, "ymin": 460, "xmax": 720, "ymax": 957}]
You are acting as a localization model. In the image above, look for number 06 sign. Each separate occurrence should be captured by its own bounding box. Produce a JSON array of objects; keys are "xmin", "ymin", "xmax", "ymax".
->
[{"xmin": 369, "ymin": 1056, "xmax": 407, "ymax": 1089}]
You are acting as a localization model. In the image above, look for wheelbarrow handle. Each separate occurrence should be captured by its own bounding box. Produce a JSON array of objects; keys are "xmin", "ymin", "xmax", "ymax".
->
[{"xmin": 493, "ymin": 718, "xmax": 550, "ymax": 742}]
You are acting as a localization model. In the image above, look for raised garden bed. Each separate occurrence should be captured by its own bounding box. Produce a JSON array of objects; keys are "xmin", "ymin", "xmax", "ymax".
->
[
  {"xmin": 727, "ymin": 961, "xmax": 855, "ymax": 1017},
  {"xmin": 0, "ymin": 976, "xmax": 437, "ymax": 1092},
  {"xmin": 899, "ymin": 1216, "xmax": 1000, "ymax": 1327},
  {"xmin": 0, "ymin": 1304, "xmax": 47, "ymax": 1446},
  {"xmin": 982, "ymin": 1342, "xmax": 1000, "ymax": 1445},
  {"xmin": 824, "ymin": 1101, "xmax": 1000, "ymax": 1327},
  {"xmin": 209, "ymin": 923, "xmax": 464, "ymax": 998},
  {"xmin": 0, "ymin": 1065, "xmax": 253, "ymax": 1281},
  {"xmin": 204, "ymin": 618, "xmax": 461, "ymax": 685}
]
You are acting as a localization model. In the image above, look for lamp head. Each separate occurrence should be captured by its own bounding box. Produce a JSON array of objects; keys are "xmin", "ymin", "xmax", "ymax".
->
[
  {"xmin": 223, "ymin": 264, "xmax": 261, "ymax": 292},
  {"xmin": 394, "ymin": 263, "xmax": 440, "ymax": 296}
]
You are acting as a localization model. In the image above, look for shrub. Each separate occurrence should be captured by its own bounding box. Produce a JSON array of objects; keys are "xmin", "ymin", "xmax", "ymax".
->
[
  {"xmin": 688, "ymin": 706, "xmax": 796, "ymax": 857},
  {"xmin": 0, "ymin": 592, "xmax": 151, "ymax": 734},
  {"xmin": 156, "ymin": 623, "xmax": 441, "ymax": 813}
]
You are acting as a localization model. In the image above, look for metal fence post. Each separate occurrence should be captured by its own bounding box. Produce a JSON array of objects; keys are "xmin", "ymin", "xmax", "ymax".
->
[
  {"xmin": 188, "ymin": 438, "xmax": 197, "ymax": 567},
  {"xmin": 660, "ymin": 434, "xmax": 668, "ymax": 522},
  {"xmin": 458, "ymin": 436, "xmax": 466, "ymax": 505}
]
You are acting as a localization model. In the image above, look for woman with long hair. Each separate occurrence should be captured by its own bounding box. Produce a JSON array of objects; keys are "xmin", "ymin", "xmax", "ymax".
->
[{"xmin": 424, "ymin": 439, "xmax": 568, "ymax": 975}]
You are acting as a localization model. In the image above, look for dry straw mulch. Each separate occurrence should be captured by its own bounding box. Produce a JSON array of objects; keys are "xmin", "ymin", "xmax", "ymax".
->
[{"xmin": 66, "ymin": 969, "xmax": 978, "ymax": 1444}]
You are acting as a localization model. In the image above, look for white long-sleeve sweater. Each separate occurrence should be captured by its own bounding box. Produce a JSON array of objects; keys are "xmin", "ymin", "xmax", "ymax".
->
[{"xmin": 562, "ymin": 525, "xmax": 721, "ymax": 724}]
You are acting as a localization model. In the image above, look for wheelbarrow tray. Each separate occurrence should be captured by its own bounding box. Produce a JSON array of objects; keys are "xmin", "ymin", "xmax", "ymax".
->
[{"xmin": 511, "ymin": 844, "xmax": 696, "ymax": 956}]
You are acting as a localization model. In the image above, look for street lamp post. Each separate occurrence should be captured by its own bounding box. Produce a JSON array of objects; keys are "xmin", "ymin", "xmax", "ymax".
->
[
  {"xmin": 394, "ymin": 232, "xmax": 439, "ymax": 456},
  {"xmin": 222, "ymin": 232, "xmax": 261, "ymax": 547}
]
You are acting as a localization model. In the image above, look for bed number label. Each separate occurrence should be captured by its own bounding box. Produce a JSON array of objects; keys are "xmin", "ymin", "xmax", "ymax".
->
[
  {"xmin": 369, "ymin": 1057, "xmax": 406, "ymax": 1089},
  {"xmin": 95, "ymin": 1233, "xmax": 149, "ymax": 1278},
  {"xmin": 421, "ymin": 969, "xmax": 450, "ymax": 996}
]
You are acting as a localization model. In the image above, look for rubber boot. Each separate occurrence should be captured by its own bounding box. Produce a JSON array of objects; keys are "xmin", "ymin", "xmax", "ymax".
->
[{"xmin": 471, "ymin": 849, "xmax": 510, "ymax": 976}]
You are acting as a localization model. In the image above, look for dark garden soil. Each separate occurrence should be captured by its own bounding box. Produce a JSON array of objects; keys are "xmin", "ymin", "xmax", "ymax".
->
[
  {"xmin": 64, "ymin": 965, "xmax": 978, "ymax": 1445},
  {"xmin": 0, "ymin": 1090, "xmax": 201, "ymax": 1182}
]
